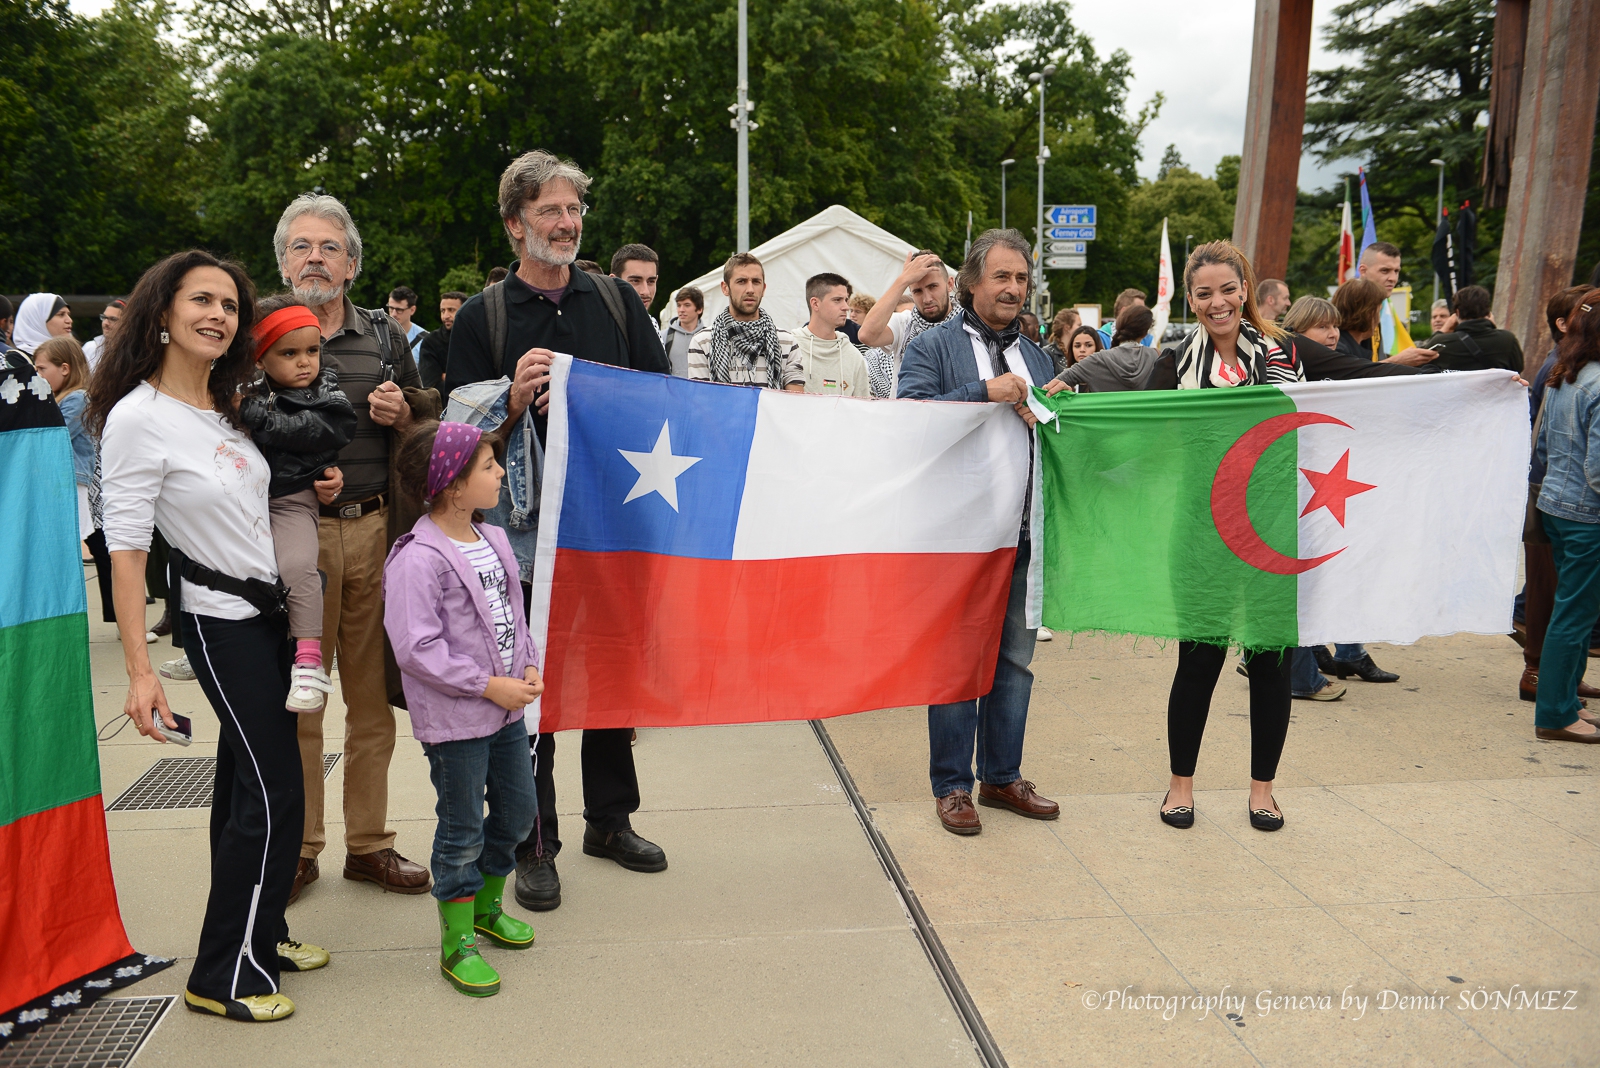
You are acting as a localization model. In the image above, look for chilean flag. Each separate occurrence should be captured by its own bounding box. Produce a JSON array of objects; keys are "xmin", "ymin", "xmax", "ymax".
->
[{"xmin": 529, "ymin": 356, "xmax": 1030, "ymax": 731}]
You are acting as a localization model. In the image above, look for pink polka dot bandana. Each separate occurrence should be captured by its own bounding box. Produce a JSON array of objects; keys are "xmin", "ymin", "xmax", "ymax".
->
[{"xmin": 427, "ymin": 422, "xmax": 484, "ymax": 500}]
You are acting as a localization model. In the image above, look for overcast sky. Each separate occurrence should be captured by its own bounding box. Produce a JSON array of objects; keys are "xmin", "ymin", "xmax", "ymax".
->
[{"xmin": 68, "ymin": 0, "xmax": 1355, "ymax": 192}]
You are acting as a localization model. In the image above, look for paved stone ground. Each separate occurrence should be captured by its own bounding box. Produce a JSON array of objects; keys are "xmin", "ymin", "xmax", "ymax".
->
[
  {"xmin": 827, "ymin": 632, "xmax": 1600, "ymax": 1067},
  {"xmin": 89, "ymin": 568, "xmax": 1598, "ymax": 1066}
]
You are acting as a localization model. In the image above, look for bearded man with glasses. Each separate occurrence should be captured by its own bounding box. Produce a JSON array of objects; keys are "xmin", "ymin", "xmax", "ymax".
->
[
  {"xmin": 273, "ymin": 193, "xmax": 441, "ymax": 905},
  {"xmin": 444, "ymin": 150, "xmax": 670, "ymax": 913}
]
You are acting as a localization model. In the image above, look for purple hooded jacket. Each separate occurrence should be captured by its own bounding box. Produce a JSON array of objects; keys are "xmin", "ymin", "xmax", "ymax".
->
[{"xmin": 383, "ymin": 514, "xmax": 540, "ymax": 744}]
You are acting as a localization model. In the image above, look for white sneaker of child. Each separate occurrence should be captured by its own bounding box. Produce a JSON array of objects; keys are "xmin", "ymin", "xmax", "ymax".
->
[{"xmin": 286, "ymin": 664, "xmax": 334, "ymax": 713}]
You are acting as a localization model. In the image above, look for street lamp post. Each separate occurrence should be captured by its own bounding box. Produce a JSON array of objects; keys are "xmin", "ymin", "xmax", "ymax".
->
[
  {"xmin": 1000, "ymin": 159, "xmax": 1015, "ymax": 231},
  {"xmin": 1430, "ymin": 158, "xmax": 1446, "ymax": 310},
  {"xmin": 731, "ymin": 0, "xmax": 758, "ymax": 252},
  {"xmin": 1183, "ymin": 235, "xmax": 1193, "ymax": 325},
  {"xmin": 1027, "ymin": 65, "xmax": 1055, "ymax": 315}
]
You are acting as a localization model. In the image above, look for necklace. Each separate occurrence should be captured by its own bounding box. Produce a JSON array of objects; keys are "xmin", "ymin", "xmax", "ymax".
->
[{"xmin": 152, "ymin": 376, "xmax": 214, "ymax": 411}]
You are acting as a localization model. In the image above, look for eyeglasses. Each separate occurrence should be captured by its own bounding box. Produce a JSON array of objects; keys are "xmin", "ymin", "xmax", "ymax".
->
[
  {"xmin": 526, "ymin": 204, "xmax": 589, "ymax": 222},
  {"xmin": 99, "ymin": 314, "xmax": 119, "ymax": 323},
  {"xmin": 287, "ymin": 239, "xmax": 347, "ymax": 258},
  {"xmin": 384, "ymin": 305, "xmax": 411, "ymax": 315}
]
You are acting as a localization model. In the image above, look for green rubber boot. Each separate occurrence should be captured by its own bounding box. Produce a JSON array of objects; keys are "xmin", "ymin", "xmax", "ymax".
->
[
  {"xmin": 473, "ymin": 875, "xmax": 536, "ymax": 950},
  {"xmin": 439, "ymin": 899, "xmax": 500, "ymax": 997}
]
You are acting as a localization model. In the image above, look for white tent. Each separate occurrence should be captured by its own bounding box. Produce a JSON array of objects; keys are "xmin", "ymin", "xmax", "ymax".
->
[{"xmin": 658, "ymin": 204, "xmax": 937, "ymax": 331}]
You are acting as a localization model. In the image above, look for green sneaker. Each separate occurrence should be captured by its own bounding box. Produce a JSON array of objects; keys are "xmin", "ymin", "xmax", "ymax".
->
[
  {"xmin": 438, "ymin": 899, "xmax": 500, "ymax": 997},
  {"xmin": 473, "ymin": 875, "xmax": 536, "ymax": 950}
]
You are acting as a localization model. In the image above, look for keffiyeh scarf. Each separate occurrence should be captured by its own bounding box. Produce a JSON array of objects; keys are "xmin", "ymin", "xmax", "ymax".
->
[
  {"xmin": 707, "ymin": 309, "xmax": 784, "ymax": 389},
  {"xmin": 902, "ymin": 302, "xmax": 955, "ymax": 349}
]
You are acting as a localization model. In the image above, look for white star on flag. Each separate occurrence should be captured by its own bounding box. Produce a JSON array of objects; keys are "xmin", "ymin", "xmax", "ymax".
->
[{"xmin": 618, "ymin": 421, "xmax": 701, "ymax": 511}]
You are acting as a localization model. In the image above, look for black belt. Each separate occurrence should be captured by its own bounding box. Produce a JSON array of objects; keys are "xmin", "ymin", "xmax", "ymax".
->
[
  {"xmin": 319, "ymin": 492, "xmax": 386, "ymax": 520},
  {"xmin": 168, "ymin": 546, "xmax": 289, "ymax": 624}
]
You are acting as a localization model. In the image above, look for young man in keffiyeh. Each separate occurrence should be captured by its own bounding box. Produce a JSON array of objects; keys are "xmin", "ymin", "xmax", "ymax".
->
[
  {"xmin": 685, "ymin": 253, "xmax": 804, "ymax": 390},
  {"xmin": 856, "ymin": 247, "xmax": 958, "ymax": 395}
]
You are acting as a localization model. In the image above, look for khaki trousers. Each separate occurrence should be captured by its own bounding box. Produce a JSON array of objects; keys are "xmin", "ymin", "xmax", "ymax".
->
[{"xmin": 299, "ymin": 504, "xmax": 397, "ymax": 859}]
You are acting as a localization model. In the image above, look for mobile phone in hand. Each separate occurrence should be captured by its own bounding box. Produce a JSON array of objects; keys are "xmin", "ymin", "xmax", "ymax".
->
[{"xmin": 155, "ymin": 712, "xmax": 193, "ymax": 746}]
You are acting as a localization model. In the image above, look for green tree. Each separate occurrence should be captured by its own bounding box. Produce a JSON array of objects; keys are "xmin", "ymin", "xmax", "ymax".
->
[
  {"xmin": 0, "ymin": 0, "xmax": 202, "ymax": 298},
  {"xmin": 1294, "ymin": 0, "xmax": 1499, "ymax": 298}
]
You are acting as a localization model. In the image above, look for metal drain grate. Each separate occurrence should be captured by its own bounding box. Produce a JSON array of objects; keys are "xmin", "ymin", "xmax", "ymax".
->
[
  {"xmin": 0, "ymin": 996, "xmax": 172, "ymax": 1068},
  {"xmin": 108, "ymin": 754, "xmax": 341, "ymax": 812}
]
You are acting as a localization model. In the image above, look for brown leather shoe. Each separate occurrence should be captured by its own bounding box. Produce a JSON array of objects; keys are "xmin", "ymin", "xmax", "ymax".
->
[
  {"xmin": 1535, "ymin": 724, "xmax": 1600, "ymax": 743},
  {"xmin": 343, "ymin": 848, "xmax": 431, "ymax": 894},
  {"xmin": 977, "ymin": 779, "xmax": 1060, "ymax": 820},
  {"xmin": 1518, "ymin": 668, "xmax": 1593, "ymax": 705},
  {"xmin": 935, "ymin": 791, "xmax": 981, "ymax": 835},
  {"xmin": 287, "ymin": 857, "xmax": 318, "ymax": 906}
]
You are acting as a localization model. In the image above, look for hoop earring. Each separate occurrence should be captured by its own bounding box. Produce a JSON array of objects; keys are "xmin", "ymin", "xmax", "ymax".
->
[{"xmin": 159, "ymin": 330, "xmax": 170, "ymax": 345}]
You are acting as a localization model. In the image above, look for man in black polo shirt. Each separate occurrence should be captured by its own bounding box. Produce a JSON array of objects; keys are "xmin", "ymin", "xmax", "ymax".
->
[
  {"xmin": 275, "ymin": 193, "xmax": 434, "ymax": 903},
  {"xmin": 445, "ymin": 150, "xmax": 670, "ymax": 913}
]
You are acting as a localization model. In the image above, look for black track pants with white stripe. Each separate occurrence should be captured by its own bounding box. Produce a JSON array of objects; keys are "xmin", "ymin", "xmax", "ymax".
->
[{"xmin": 183, "ymin": 611, "xmax": 303, "ymax": 1001}]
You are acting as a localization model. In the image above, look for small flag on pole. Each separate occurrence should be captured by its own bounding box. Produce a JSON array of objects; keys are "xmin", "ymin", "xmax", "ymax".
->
[
  {"xmin": 1357, "ymin": 167, "xmax": 1377, "ymax": 258},
  {"xmin": 1337, "ymin": 180, "xmax": 1355, "ymax": 285},
  {"xmin": 1152, "ymin": 217, "xmax": 1173, "ymax": 343}
]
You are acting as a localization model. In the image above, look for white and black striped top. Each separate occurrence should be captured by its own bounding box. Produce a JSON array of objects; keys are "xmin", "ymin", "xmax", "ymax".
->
[{"xmin": 449, "ymin": 531, "xmax": 515, "ymax": 674}]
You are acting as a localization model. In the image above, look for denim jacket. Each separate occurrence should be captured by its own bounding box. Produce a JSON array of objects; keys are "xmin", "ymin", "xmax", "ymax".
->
[
  {"xmin": 1536, "ymin": 359, "xmax": 1600, "ymax": 524},
  {"xmin": 443, "ymin": 377, "xmax": 542, "ymax": 583},
  {"xmin": 57, "ymin": 390, "xmax": 94, "ymax": 486}
]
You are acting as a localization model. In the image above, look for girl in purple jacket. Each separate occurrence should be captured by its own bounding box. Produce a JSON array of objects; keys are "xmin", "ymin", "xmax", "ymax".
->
[{"xmin": 385, "ymin": 420, "xmax": 542, "ymax": 998}]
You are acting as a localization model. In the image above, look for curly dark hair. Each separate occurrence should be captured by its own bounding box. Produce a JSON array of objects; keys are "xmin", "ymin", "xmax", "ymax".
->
[
  {"xmin": 86, "ymin": 250, "xmax": 258, "ymax": 436},
  {"xmin": 395, "ymin": 419, "xmax": 501, "ymax": 518},
  {"xmin": 1550, "ymin": 288, "xmax": 1600, "ymax": 388}
]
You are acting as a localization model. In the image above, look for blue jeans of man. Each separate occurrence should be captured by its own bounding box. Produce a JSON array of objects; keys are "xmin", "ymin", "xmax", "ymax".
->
[
  {"xmin": 1290, "ymin": 648, "xmax": 1327, "ymax": 695},
  {"xmin": 422, "ymin": 719, "xmax": 538, "ymax": 901},
  {"xmin": 1332, "ymin": 643, "xmax": 1366, "ymax": 661},
  {"xmin": 928, "ymin": 538, "xmax": 1035, "ymax": 798},
  {"xmin": 1536, "ymin": 513, "xmax": 1600, "ymax": 730}
]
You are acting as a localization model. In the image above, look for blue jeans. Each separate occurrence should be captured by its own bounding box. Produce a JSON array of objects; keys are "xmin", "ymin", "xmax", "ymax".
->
[
  {"xmin": 1536, "ymin": 513, "xmax": 1600, "ymax": 730},
  {"xmin": 1290, "ymin": 648, "xmax": 1328, "ymax": 695},
  {"xmin": 422, "ymin": 719, "xmax": 538, "ymax": 901},
  {"xmin": 928, "ymin": 538, "xmax": 1035, "ymax": 797},
  {"xmin": 1332, "ymin": 643, "xmax": 1366, "ymax": 661}
]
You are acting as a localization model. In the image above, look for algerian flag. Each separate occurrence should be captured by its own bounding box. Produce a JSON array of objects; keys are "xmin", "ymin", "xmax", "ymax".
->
[{"xmin": 1032, "ymin": 371, "xmax": 1527, "ymax": 648}]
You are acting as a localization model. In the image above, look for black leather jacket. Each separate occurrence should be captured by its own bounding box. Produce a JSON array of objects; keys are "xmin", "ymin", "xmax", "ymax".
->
[{"xmin": 239, "ymin": 369, "xmax": 358, "ymax": 498}]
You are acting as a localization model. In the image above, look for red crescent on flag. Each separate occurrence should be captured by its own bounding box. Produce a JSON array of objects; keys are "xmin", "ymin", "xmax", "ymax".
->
[{"xmin": 1211, "ymin": 412, "xmax": 1348, "ymax": 575}]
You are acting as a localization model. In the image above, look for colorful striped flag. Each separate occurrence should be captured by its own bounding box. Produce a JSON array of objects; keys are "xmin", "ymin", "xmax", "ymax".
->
[
  {"xmin": 529, "ymin": 356, "xmax": 1028, "ymax": 730},
  {"xmin": 0, "ymin": 362, "xmax": 170, "ymax": 1047},
  {"xmin": 1357, "ymin": 167, "xmax": 1378, "ymax": 258},
  {"xmin": 1032, "ymin": 372, "xmax": 1526, "ymax": 649}
]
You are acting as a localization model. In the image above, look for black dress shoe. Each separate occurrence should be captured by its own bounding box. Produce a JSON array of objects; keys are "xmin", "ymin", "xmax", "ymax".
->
[
  {"xmin": 1159, "ymin": 791, "xmax": 1194, "ymax": 829},
  {"xmin": 1312, "ymin": 646, "xmax": 1336, "ymax": 674},
  {"xmin": 582, "ymin": 826, "xmax": 667, "ymax": 873},
  {"xmin": 1330, "ymin": 653, "xmax": 1398, "ymax": 683},
  {"xmin": 1249, "ymin": 799, "xmax": 1285, "ymax": 832},
  {"xmin": 513, "ymin": 853, "xmax": 561, "ymax": 911}
]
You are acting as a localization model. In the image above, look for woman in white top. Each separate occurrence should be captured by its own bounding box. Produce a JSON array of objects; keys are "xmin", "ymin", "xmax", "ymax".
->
[{"xmin": 87, "ymin": 250, "xmax": 334, "ymax": 1024}]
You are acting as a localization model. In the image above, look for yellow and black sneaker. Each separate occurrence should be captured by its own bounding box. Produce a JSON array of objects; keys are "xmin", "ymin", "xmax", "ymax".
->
[
  {"xmin": 276, "ymin": 939, "xmax": 330, "ymax": 972},
  {"xmin": 183, "ymin": 990, "xmax": 295, "ymax": 1022}
]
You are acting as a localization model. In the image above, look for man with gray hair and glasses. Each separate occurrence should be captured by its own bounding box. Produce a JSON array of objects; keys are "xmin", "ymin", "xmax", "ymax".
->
[
  {"xmin": 897, "ymin": 227, "xmax": 1059, "ymax": 838},
  {"xmin": 274, "ymin": 192, "xmax": 438, "ymax": 904},
  {"xmin": 444, "ymin": 150, "xmax": 669, "ymax": 914}
]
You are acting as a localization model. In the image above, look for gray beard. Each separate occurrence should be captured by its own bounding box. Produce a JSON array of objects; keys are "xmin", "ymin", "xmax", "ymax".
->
[
  {"xmin": 292, "ymin": 278, "xmax": 344, "ymax": 306},
  {"xmin": 522, "ymin": 228, "xmax": 580, "ymax": 268}
]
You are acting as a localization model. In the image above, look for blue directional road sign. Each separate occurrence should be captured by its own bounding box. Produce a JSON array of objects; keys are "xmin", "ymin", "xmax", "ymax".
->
[
  {"xmin": 1046, "ymin": 205, "xmax": 1096, "ymax": 226},
  {"xmin": 1046, "ymin": 226, "xmax": 1096, "ymax": 241}
]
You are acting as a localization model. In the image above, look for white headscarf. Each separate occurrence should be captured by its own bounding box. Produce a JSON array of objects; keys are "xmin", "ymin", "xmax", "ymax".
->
[{"xmin": 14, "ymin": 293, "xmax": 64, "ymax": 355}]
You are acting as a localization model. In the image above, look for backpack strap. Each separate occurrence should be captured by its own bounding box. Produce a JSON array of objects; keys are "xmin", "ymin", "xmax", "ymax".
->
[
  {"xmin": 365, "ymin": 307, "xmax": 407, "ymax": 382},
  {"xmin": 590, "ymin": 274, "xmax": 633, "ymax": 361},
  {"xmin": 483, "ymin": 281, "xmax": 508, "ymax": 372}
]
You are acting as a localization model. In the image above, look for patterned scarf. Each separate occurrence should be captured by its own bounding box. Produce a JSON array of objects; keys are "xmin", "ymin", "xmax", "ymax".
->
[
  {"xmin": 961, "ymin": 303, "xmax": 1022, "ymax": 370},
  {"xmin": 1176, "ymin": 317, "xmax": 1279, "ymax": 390},
  {"xmin": 707, "ymin": 309, "xmax": 784, "ymax": 389},
  {"xmin": 902, "ymin": 301, "xmax": 955, "ymax": 348}
]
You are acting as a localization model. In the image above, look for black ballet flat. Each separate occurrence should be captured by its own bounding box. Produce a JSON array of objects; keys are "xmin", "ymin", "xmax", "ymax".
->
[
  {"xmin": 1249, "ymin": 798, "xmax": 1285, "ymax": 832},
  {"xmin": 1159, "ymin": 791, "xmax": 1194, "ymax": 829}
]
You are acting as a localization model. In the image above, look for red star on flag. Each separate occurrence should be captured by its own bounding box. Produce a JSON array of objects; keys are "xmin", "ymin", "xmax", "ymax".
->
[{"xmin": 1299, "ymin": 450, "xmax": 1376, "ymax": 527}]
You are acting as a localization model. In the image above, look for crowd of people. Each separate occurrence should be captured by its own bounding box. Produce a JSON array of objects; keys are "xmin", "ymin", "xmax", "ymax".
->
[{"xmin": 4, "ymin": 144, "xmax": 1599, "ymax": 1025}]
